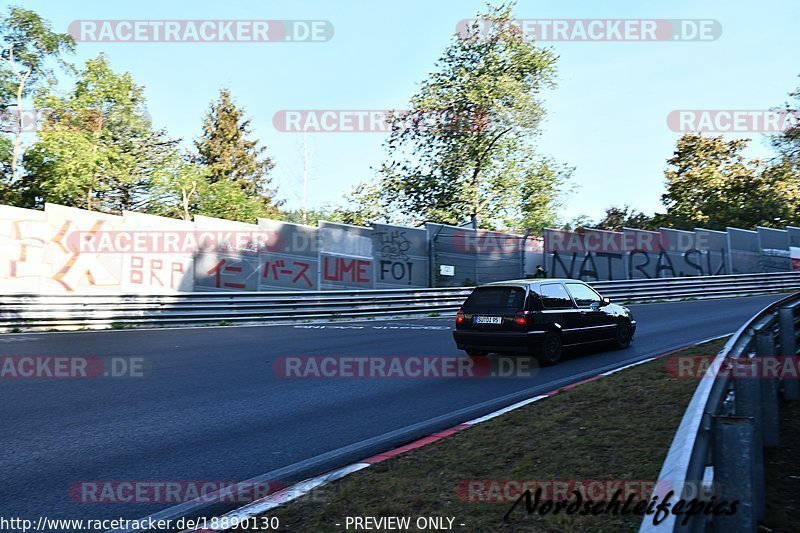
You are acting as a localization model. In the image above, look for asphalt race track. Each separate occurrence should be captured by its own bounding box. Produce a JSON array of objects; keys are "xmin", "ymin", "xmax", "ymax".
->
[{"xmin": 0, "ymin": 294, "xmax": 786, "ymax": 523}]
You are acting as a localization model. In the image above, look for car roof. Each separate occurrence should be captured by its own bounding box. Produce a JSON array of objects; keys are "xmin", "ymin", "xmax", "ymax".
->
[{"xmin": 480, "ymin": 278, "xmax": 588, "ymax": 289}]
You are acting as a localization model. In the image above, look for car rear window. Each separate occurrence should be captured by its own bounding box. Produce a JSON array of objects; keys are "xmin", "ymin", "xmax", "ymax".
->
[{"xmin": 463, "ymin": 287, "xmax": 525, "ymax": 312}]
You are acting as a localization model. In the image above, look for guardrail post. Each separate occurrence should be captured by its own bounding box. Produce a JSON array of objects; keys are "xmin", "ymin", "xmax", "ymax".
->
[
  {"xmin": 779, "ymin": 306, "xmax": 800, "ymax": 400},
  {"xmin": 713, "ymin": 415, "xmax": 756, "ymax": 533},
  {"xmin": 734, "ymin": 358, "xmax": 765, "ymax": 521},
  {"xmin": 756, "ymin": 329, "xmax": 780, "ymax": 448}
]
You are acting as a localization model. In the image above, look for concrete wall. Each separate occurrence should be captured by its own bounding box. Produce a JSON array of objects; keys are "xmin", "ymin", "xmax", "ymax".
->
[
  {"xmin": 0, "ymin": 202, "xmax": 797, "ymax": 293},
  {"xmin": 542, "ymin": 224, "xmax": 777, "ymax": 281},
  {"xmin": 257, "ymin": 219, "xmax": 319, "ymax": 291},
  {"xmin": 372, "ymin": 223, "xmax": 428, "ymax": 288}
]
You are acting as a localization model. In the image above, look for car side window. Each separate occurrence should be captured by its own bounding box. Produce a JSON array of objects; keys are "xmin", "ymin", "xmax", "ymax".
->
[
  {"xmin": 539, "ymin": 283, "xmax": 574, "ymax": 309},
  {"xmin": 565, "ymin": 283, "xmax": 602, "ymax": 308}
]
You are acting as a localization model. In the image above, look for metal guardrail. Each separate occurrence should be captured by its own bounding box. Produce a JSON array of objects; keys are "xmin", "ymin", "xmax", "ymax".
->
[
  {"xmin": 1, "ymin": 271, "xmax": 799, "ymax": 331},
  {"xmin": 592, "ymin": 271, "xmax": 800, "ymax": 302},
  {"xmin": 639, "ymin": 290, "xmax": 800, "ymax": 533}
]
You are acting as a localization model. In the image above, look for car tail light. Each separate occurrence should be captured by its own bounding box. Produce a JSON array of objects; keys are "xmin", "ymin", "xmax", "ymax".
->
[
  {"xmin": 456, "ymin": 309, "xmax": 465, "ymax": 325},
  {"xmin": 513, "ymin": 311, "xmax": 529, "ymax": 327}
]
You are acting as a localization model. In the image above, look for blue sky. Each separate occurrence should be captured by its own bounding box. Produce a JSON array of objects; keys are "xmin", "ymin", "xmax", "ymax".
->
[{"xmin": 15, "ymin": 0, "xmax": 800, "ymax": 223}]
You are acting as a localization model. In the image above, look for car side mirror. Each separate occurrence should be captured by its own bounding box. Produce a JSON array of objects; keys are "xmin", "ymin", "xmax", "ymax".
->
[{"xmin": 601, "ymin": 297, "xmax": 611, "ymax": 306}]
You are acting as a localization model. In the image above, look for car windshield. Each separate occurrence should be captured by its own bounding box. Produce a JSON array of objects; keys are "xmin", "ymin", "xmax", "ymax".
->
[{"xmin": 463, "ymin": 287, "xmax": 525, "ymax": 313}]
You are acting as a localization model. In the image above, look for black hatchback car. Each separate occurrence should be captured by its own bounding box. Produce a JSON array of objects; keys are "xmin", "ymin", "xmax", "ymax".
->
[{"xmin": 452, "ymin": 279, "xmax": 636, "ymax": 365}]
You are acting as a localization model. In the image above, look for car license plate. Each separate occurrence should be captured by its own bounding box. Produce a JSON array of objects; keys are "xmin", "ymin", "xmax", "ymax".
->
[{"xmin": 474, "ymin": 316, "xmax": 502, "ymax": 324}]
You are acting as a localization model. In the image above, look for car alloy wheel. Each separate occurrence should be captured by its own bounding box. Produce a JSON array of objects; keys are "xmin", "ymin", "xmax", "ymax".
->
[
  {"xmin": 538, "ymin": 331, "xmax": 562, "ymax": 366},
  {"xmin": 613, "ymin": 321, "xmax": 632, "ymax": 349}
]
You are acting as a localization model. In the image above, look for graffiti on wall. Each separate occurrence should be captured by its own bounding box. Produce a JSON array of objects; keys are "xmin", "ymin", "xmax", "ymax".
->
[
  {"xmin": 1, "ymin": 202, "xmax": 798, "ymax": 294},
  {"xmin": 319, "ymin": 221, "xmax": 373, "ymax": 289},
  {"xmin": 543, "ymin": 227, "xmax": 728, "ymax": 281},
  {"xmin": 372, "ymin": 224, "xmax": 428, "ymax": 288},
  {"xmin": 1, "ymin": 204, "xmax": 124, "ymax": 293}
]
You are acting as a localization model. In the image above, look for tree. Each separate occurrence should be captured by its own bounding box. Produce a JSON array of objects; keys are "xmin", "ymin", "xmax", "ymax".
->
[
  {"xmin": 0, "ymin": 135, "xmax": 13, "ymax": 203},
  {"xmin": 194, "ymin": 178, "xmax": 279, "ymax": 222},
  {"xmin": 770, "ymin": 77, "xmax": 800, "ymax": 166},
  {"xmin": 560, "ymin": 215, "xmax": 592, "ymax": 231},
  {"xmin": 760, "ymin": 157, "xmax": 800, "ymax": 226},
  {"xmin": 595, "ymin": 205, "xmax": 655, "ymax": 231},
  {"xmin": 151, "ymin": 150, "xmax": 281, "ymax": 224},
  {"xmin": 516, "ymin": 158, "xmax": 569, "ymax": 230},
  {"xmin": 193, "ymin": 88, "xmax": 281, "ymax": 219},
  {"xmin": 282, "ymin": 206, "xmax": 343, "ymax": 226},
  {"xmin": 19, "ymin": 54, "xmax": 176, "ymax": 212},
  {"xmin": 766, "ymin": 79, "xmax": 800, "ymax": 225},
  {"xmin": 376, "ymin": 2, "xmax": 569, "ymax": 230},
  {"xmin": 0, "ymin": 6, "xmax": 74, "ymax": 181},
  {"xmin": 335, "ymin": 181, "xmax": 390, "ymax": 226},
  {"xmin": 149, "ymin": 152, "xmax": 208, "ymax": 221},
  {"xmin": 659, "ymin": 134, "xmax": 791, "ymax": 230}
]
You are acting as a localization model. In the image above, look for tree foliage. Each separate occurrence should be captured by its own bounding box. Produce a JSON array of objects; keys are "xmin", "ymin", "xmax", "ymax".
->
[
  {"xmin": 771, "ymin": 77, "xmax": 800, "ymax": 166},
  {"xmin": 659, "ymin": 134, "xmax": 796, "ymax": 230},
  {"xmin": 0, "ymin": 6, "xmax": 74, "ymax": 99},
  {"xmin": 0, "ymin": 5, "xmax": 74, "ymax": 181},
  {"xmin": 335, "ymin": 181, "xmax": 390, "ymax": 226},
  {"xmin": 19, "ymin": 54, "xmax": 176, "ymax": 213},
  {"xmin": 594, "ymin": 205, "xmax": 656, "ymax": 231},
  {"xmin": 282, "ymin": 206, "xmax": 343, "ymax": 226},
  {"xmin": 193, "ymin": 88, "xmax": 281, "ymax": 220},
  {"xmin": 373, "ymin": 1, "xmax": 569, "ymax": 230}
]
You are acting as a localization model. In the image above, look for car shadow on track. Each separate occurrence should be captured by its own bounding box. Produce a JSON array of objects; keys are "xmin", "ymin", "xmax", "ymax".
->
[{"xmin": 465, "ymin": 340, "xmax": 626, "ymax": 378}]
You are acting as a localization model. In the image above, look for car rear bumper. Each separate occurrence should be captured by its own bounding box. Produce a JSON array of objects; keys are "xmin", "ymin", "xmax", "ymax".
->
[{"xmin": 452, "ymin": 330, "xmax": 546, "ymax": 354}]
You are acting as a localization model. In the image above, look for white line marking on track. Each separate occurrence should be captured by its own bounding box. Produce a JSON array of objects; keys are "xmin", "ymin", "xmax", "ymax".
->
[
  {"xmin": 465, "ymin": 395, "xmax": 551, "ymax": 425},
  {"xmin": 212, "ymin": 463, "xmax": 371, "ymax": 528},
  {"xmin": 0, "ymin": 336, "xmax": 39, "ymax": 343}
]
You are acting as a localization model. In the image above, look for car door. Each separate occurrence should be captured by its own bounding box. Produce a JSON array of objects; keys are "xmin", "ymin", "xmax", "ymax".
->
[
  {"xmin": 538, "ymin": 282, "xmax": 585, "ymax": 345},
  {"xmin": 565, "ymin": 282, "xmax": 616, "ymax": 341}
]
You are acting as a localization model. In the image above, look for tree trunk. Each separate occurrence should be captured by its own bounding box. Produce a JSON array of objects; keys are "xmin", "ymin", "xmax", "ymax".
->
[
  {"xmin": 182, "ymin": 188, "xmax": 190, "ymax": 221},
  {"xmin": 8, "ymin": 53, "xmax": 31, "ymax": 180},
  {"xmin": 181, "ymin": 182, "xmax": 197, "ymax": 221}
]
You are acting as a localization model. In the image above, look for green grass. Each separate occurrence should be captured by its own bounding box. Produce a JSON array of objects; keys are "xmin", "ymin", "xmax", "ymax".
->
[{"xmin": 248, "ymin": 339, "xmax": 727, "ymax": 533}]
